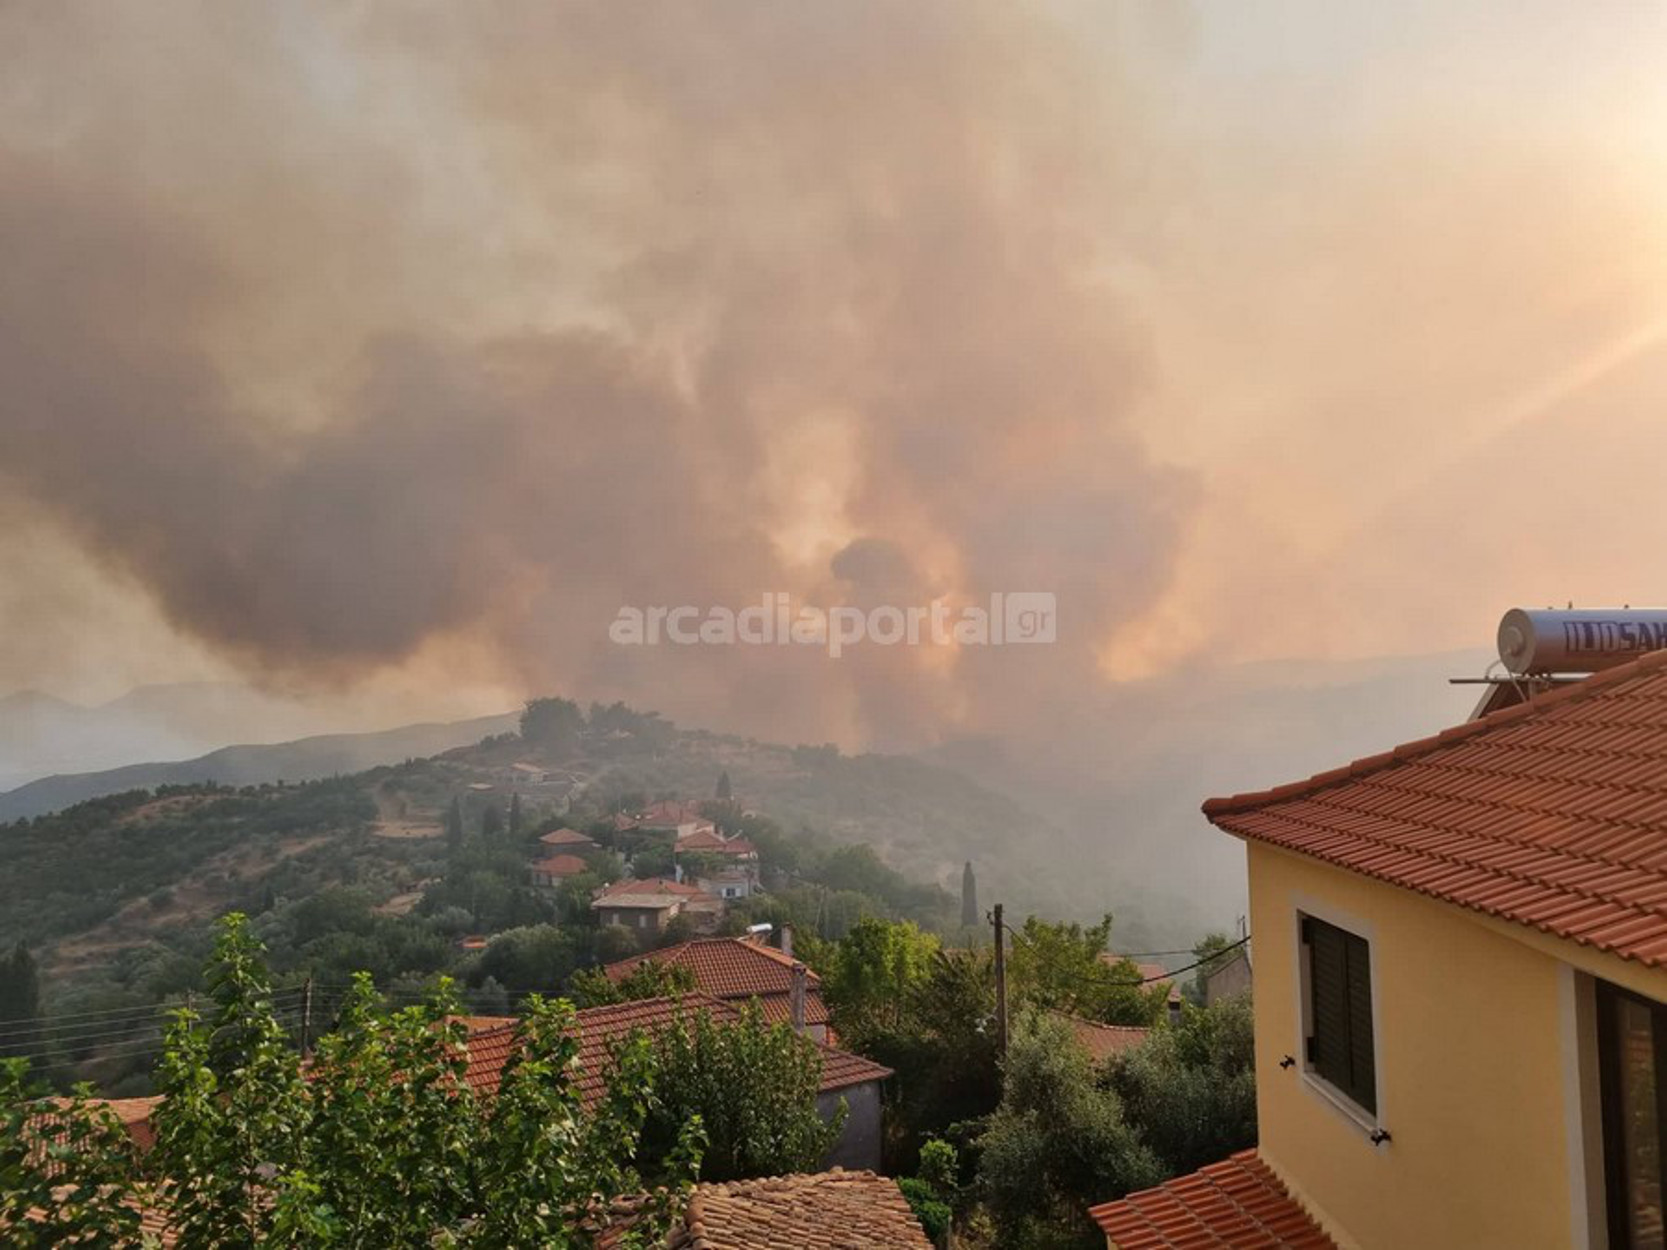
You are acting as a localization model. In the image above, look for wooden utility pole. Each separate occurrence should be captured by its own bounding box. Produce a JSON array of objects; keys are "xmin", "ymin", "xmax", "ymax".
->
[
  {"xmin": 991, "ymin": 903, "xmax": 1008, "ymax": 1059},
  {"xmin": 300, "ymin": 977, "xmax": 314, "ymax": 1059}
]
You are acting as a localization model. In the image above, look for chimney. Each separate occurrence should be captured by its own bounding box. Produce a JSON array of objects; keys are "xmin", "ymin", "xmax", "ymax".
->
[
  {"xmin": 778, "ymin": 922, "xmax": 794, "ymax": 960},
  {"xmin": 790, "ymin": 962, "xmax": 807, "ymax": 1035}
]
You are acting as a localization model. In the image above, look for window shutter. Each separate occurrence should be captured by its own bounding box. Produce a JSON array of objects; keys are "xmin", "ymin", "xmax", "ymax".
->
[
  {"xmin": 1307, "ymin": 920, "xmax": 1351, "ymax": 1093},
  {"xmin": 1344, "ymin": 932, "xmax": 1376, "ymax": 1112}
]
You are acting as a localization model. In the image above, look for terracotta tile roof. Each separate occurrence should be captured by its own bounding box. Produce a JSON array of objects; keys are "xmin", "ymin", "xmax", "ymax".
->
[
  {"xmin": 539, "ymin": 827, "xmax": 596, "ymax": 848},
  {"xmin": 27, "ymin": 1098, "xmax": 162, "ymax": 1175},
  {"xmin": 1052, "ymin": 1012, "xmax": 1151, "ymax": 1064},
  {"xmin": 638, "ymin": 800, "xmax": 709, "ymax": 828},
  {"xmin": 530, "ymin": 853, "xmax": 590, "ymax": 877},
  {"xmin": 455, "ymin": 1014, "xmax": 518, "ymax": 1033},
  {"xmin": 606, "ymin": 937, "xmax": 821, "ymax": 996},
  {"xmin": 749, "ymin": 992, "xmax": 832, "ymax": 1029},
  {"xmin": 139, "ymin": 1202, "xmax": 176, "ymax": 1247},
  {"xmin": 604, "ymin": 939, "xmax": 831, "ymax": 1026},
  {"xmin": 462, "ymin": 995, "xmax": 888, "ymax": 1106},
  {"xmin": 1089, "ymin": 1149, "xmax": 1336, "ymax": 1249},
  {"xmin": 592, "ymin": 877, "xmax": 717, "ymax": 911},
  {"xmin": 675, "ymin": 825, "xmax": 732, "ymax": 852},
  {"xmin": 136, "ymin": 1171, "xmax": 927, "ymax": 1249},
  {"xmin": 1103, "ymin": 954, "xmax": 1183, "ymax": 1005},
  {"xmin": 813, "ymin": 1044, "xmax": 893, "ymax": 1092},
  {"xmin": 1204, "ymin": 651, "xmax": 1667, "ymax": 968},
  {"xmin": 668, "ymin": 1169, "xmax": 932, "ymax": 1249}
]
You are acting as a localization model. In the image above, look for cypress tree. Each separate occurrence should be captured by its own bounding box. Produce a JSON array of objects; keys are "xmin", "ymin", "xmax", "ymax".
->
[
  {"xmin": 445, "ymin": 795, "xmax": 465, "ymax": 852},
  {"xmin": 715, "ymin": 770, "xmax": 733, "ymax": 802},
  {"xmin": 0, "ymin": 943, "xmax": 42, "ymax": 1058},
  {"xmin": 961, "ymin": 861, "xmax": 979, "ymax": 930},
  {"xmin": 508, "ymin": 792, "xmax": 524, "ymax": 838}
]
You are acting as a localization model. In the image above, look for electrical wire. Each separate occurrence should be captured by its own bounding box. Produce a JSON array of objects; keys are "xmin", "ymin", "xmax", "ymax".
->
[
  {"xmin": 1001, "ymin": 927, "xmax": 1250, "ymax": 988},
  {"xmin": 0, "ymin": 988, "xmax": 306, "ymax": 1041}
]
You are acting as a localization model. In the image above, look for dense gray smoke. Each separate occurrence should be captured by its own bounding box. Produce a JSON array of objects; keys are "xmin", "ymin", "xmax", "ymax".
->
[
  {"xmin": 6, "ymin": 2, "xmax": 1667, "ymax": 763},
  {"xmin": 0, "ymin": 3, "xmax": 1190, "ymax": 747}
]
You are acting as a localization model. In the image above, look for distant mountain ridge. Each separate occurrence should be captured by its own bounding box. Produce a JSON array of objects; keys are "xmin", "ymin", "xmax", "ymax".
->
[
  {"xmin": 0, "ymin": 681, "xmax": 365, "ymax": 791},
  {"xmin": 0, "ymin": 713, "xmax": 518, "ymax": 822}
]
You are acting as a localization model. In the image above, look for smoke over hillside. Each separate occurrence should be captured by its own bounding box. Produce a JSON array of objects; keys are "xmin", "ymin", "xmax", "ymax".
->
[
  {"xmin": 4, "ymin": 4, "xmax": 1667, "ymax": 766},
  {"xmin": 0, "ymin": 4, "xmax": 1195, "ymax": 749}
]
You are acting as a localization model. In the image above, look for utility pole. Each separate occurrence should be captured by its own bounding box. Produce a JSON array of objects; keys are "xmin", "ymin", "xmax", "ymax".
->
[
  {"xmin": 300, "ymin": 976, "xmax": 314, "ymax": 1059},
  {"xmin": 991, "ymin": 903, "xmax": 1008, "ymax": 1060}
]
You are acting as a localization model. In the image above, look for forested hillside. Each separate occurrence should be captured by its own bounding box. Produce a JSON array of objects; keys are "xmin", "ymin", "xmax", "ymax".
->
[{"xmin": 0, "ymin": 698, "xmax": 1112, "ymax": 1095}]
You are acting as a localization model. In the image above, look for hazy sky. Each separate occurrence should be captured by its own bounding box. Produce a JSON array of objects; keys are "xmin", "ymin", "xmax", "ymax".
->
[{"xmin": 3, "ymin": 2, "xmax": 1666, "ymax": 748}]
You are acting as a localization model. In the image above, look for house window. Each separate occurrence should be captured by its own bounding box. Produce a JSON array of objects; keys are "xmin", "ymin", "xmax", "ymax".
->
[
  {"xmin": 1598, "ymin": 981, "xmax": 1667, "ymax": 1249},
  {"xmin": 1300, "ymin": 914, "xmax": 1376, "ymax": 1115}
]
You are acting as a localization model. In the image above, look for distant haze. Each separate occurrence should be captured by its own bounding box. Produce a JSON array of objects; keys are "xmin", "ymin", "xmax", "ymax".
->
[{"xmin": 3, "ymin": 8, "xmax": 1666, "ymax": 803}]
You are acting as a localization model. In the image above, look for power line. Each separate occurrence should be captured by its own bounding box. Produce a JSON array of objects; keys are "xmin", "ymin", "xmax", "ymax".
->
[
  {"xmin": 1004, "ymin": 930, "xmax": 1251, "ymax": 989},
  {"xmin": 1109, "ymin": 947, "xmax": 1222, "ymax": 960},
  {"xmin": 0, "ymin": 988, "xmax": 306, "ymax": 1040}
]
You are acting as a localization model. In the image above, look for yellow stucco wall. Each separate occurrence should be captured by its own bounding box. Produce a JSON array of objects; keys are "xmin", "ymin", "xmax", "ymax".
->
[{"xmin": 1246, "ymin": 840, "xmax": 1667, "ymax": 1250}]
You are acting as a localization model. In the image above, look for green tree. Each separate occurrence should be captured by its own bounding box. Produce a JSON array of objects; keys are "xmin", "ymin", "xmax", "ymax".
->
[
  {"xmin": 1008, "ymin": 915, "xmax": 1167, "ymax": 1027},
  {"xmin": 471, "ymin": 976, "xmax": 511, "ymax": 1018},
  {"xmin": 631, "ymin": 844, "xmax": 675, "ymax": 880},
  {"xmin": 0, "ymin": 944, "xmax": 41, "ymax": 1059},
  {"xmin": 823, "ymin": 918, "xmax": 939, "ymax": 1042},
  {"xmin": 898, "ymin": 1137, "xmax": 959, "ymax": 1246},
  {"xmin": 715, "ymin": 771, "xmax": 732, "ymax": 802},
  {"xmin": 569, "ymin": 960, "xmax": 696, "ymax": 1009},
  {"xmin": 138, "ymin": 913, "xmax": 702, "ymax": 1246},
  {"xmin": 0, "ymin": 1059, "xmax": 140, "ymax": 1247},
  {"xmin": 1184, "ymin": 932, "xmax": 1237, "ymax": 1006},
  {"xmin": 300, "ymin": 975, "xmax": 479, "ymax": 1243},
  {"xmin": 476, "ymin": 924, "xmax": 580, "ymax": 997},
  {"xmin": 481, "ymin": 802, "xmax": 505, "ymax": 841},
  {"xmin": 519, "ymin": 698, "xmax": 584, "ymax": 754},
  {"xmin": 977, "ymin": 1011, "xmax": 1162, "ymax": 1248},
  {"xmin": 1107, "ymin": 997, "xmax": 1256, "ymax": 1176},
  {"xmin": 445, "ymin": 795, "xmax": 465, "ymax": 853},
  {"xmin": 472, "ymin": 996, "xmax": 703, "ymax": 1246},
  {"xmin": 507, "ymin": 792, "xmax": 523, "ymax": 839},
  {"xmin": 849, "ymin": 948, "xmax": 1001, "ymax": 1166},
  {"xmin": 960, "ymin": 862, "xmax": 978, "ymax": 931},
  {"xmin": 643, "ymin": 1002, "xmax": 843, "ymax": 1182},
  {"xmin": 151, "ymin": 913, "xmax": 308, "ymax": 1247}
]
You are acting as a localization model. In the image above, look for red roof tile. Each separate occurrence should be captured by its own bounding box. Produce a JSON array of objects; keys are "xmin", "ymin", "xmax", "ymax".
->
[
  {"xmin": 606, "ymin": 936, "xmax": 818, "ymax": 989},
  {"xmin": 674, "ymin": 825, "xmax": 729, "ymax": 851},
  {"xmin": 1052, "ymin": 1012, "xmax": 1151, "ymax": 1064},
  {"xmin": 529, "ymin": 853, "xmax": 590, "ymax": 877},
  {"xmin": 592, "ymin": 877, "xmax": 718, "ymax": 910},
  {"xmin": 1204, "ymin": 651, "xmax": 1667, "ymax": 968},
  {"xmin": 462, "ymin": 995, "xmax": 888, "ymax": 1106},
  {"xmin": 604, "ymin": 938, "xmax": 827, "ymax": 1024},
  {"xmin": 669, "ymin": 1169, "xmax": 931, "ymax": 1249},
  {"xmin": 538, "ymin": 827, "xmax": 596, "ymax": 848},
  {"xmin": 1089, "ymin": 1149, "xmax": 1336, "ymax": 1248},
  {"xmin": 1103, "ymin": 954, "xmax": 1183, "ymax": 1005},
  {"xmin": 674, "ymin": 825, "xmax": 734, "ymax": 851},
  {"xmin": 638, "ymin": 799, "xmax": 709, "ymax": 828}
]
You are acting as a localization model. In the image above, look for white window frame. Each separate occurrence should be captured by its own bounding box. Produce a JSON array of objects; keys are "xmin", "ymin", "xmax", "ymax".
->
[{"xmin": 1292, "ymin": 895, "xmax": 1385, "ymax": 1136}]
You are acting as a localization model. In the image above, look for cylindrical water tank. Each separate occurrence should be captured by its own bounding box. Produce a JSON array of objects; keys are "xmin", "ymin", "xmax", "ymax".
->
[{"xmin": 1497, "ymin": 607, "xmax": 1667, "ymax": 675}]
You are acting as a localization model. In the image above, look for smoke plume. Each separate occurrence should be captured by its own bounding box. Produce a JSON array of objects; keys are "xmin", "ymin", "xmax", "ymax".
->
[
  {"xmin": 0, "ymin": 2, "xmax": 1193, "ymax": 747},
  {"xmin": 5, "ymin": 2, "xmax": 1667, "ymax": 761}
]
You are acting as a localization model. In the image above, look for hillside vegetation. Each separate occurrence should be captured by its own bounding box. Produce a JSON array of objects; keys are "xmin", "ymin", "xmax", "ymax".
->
[{"xmin": 0, "ymin": 698, "xmax": 1104, "ymax": 1092}]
